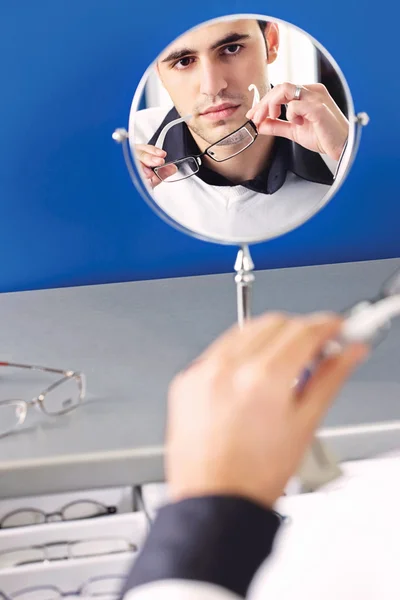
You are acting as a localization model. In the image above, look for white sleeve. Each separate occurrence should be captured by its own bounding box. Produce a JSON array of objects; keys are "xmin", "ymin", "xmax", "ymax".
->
[
  {"xmin": 128, "ymin": 107, "xmax": 169, "ymax": 146},
  {"xmin": 123, "ymin": 580, "xmax": 242, "ymax": 600},
  {"xmin": 320, "ymin": 136, "xmax": 350, "ymax": 181},
  {"xmin": 320, "ymin": 153, "xmax": 338, "ymax": 175}
]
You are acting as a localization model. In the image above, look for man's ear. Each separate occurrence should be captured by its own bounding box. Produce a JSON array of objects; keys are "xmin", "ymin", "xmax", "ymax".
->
[
  {"xmin": 155, "ymin": 61, "xmax": 162, "ymax": 82},
  {"xmin": 265, "ymin": 22, "xmax": 279, "ymax": 65}
]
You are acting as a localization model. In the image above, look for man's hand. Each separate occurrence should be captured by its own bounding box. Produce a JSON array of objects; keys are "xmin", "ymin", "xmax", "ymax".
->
[
  {"xmin": 135, "ymin": 144, "xmax": 177, "ymax": 189},
  {"xmin": 166, "ymin": 312, "xmax": 368, "ymax": 510},
  {"xmin": 246, "ymin": 83, "xmax": 349, "ymax": 161}
]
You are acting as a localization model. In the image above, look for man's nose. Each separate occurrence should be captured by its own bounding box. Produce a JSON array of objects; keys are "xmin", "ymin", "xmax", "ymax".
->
[{"xmin": 199, "ymin": 60, "xmax": 228, "ymax": 97}]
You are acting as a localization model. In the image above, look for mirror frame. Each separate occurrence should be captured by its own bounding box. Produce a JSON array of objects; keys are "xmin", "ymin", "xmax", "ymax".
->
[{"xmin": 124, "ymin": 12, "xmax": 363, "ymax": 246}]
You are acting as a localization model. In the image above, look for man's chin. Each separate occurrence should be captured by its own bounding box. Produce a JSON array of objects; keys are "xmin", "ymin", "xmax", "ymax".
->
[
  {"xmin": 207, "ymin": 117, "xmax": 247, "ymax": 139},
  {"xmin": 189, "ymin": 114, "xmax": 249, "ymax": 147}
]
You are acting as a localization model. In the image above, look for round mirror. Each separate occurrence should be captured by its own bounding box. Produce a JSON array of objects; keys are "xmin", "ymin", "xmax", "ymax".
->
[{"xmin": 114, "ymin": 13, "xmax": 368, "ymax": 246}]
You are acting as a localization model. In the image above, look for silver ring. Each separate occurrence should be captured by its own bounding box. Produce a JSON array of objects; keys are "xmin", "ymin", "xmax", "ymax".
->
[{"xmin": 293, "ymin": 85, "xmax": 302, "ymax": 100}]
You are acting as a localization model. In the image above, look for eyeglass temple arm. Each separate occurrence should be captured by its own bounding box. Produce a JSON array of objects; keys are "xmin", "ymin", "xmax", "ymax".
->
[
  {"xmin": 339, "ymin": 294, "xmax": 400, "ymax": 343},
  {"xmin": 248, "ymin": 84, "xmax": 260, "ymax": 109},
  {"xmin": 153, "ymin": 87, "xmax": 258, "ymax": 150},
  {"xmin": 0, "ymin": 361, "xmax": 78, "ymax": 377},
  {"xmin": 380, "ymin": 268, "xmax": 400, "ymax": 298},
  {"xmin": 155, "ymin": 114, "xmax": 192, "ymax": 149}
]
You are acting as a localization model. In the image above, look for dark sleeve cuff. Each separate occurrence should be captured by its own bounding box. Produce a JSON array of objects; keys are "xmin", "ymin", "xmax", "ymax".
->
[{"xmin": 122, "ymin": 495, "xmax": 281, "ymax": 598}]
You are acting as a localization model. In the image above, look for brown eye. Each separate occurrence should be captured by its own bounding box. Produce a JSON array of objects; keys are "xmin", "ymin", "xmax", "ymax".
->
[
  {"xmin": 223, "ymin": 44, "xmax": 242, "ymax": 55},
  {"xmin": 174, "ymin": 57, "xmax": 195, "ymax": 70}
]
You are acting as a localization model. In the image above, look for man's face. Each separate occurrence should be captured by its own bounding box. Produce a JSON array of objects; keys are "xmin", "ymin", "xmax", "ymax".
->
[{"xmin": 157, "ymin": 19, "xmax": 278, "ymax": 148}]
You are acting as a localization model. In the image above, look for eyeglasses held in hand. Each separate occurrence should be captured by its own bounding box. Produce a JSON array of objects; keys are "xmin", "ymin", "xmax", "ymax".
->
[
  {"xmin": 0, "ymin": 362, "xmax": 86, "ymax": 439},
  {"xmin": 152, "ymin": 119, "xmax": 258, "ymax": 183},
  {"xmin": 337, "ymin": 265, "xmax": 400, "ymax": 349},
  {"xmin": 0, "ymin": 538, "xmax": 137, "ymax": 569},
  {"xmin": 151, "ymin": 83, "xmax": 260, "ymax": 183},
  {"xmin": 0, "ymin": 500, "xmax": 116, "ymax": 529},
  {"xmin": 0, "ymin": 575, "xmax": 125, "ymax": 600}
]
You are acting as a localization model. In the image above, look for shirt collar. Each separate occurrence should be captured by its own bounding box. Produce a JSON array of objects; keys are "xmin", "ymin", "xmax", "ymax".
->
[{"xmin": 147, "ymin": 106, "xmax": 334, "ymax": 194}]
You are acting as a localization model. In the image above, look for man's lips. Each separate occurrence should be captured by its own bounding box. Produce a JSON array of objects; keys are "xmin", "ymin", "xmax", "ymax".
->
[{"xmin": 200, "ymin": 103, "xmax": 240, "ymax": 120}]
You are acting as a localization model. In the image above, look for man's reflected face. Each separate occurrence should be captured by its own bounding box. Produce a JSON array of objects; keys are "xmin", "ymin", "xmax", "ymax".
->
[{"xmin": 157, "ymin": 19, "xmax": 277, "ymax": 148}]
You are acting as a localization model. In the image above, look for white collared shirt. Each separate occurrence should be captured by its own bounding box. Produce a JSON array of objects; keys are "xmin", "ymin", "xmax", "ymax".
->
[{"xmin": 130, "ymin": 107, "xmax": 339, "ymax": 243}]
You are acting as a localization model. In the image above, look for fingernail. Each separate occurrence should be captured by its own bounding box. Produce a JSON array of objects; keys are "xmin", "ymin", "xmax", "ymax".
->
[
  {"xmin": 155, "ymin": 149, "xmax": 166, "ymax": 156},
  {"xmin": 151, "ymin": 157, "xmax": 165, "ymax": 166},
  {"xmin": 253, "ymin": 111, "xmax": 261, "ymax": 123}
]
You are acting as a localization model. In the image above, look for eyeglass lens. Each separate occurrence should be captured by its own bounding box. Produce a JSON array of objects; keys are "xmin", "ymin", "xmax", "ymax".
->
[
  {"xmin": 156, "ymin": 156, "xmax": 198, "ymax": 182},
  {"xmin": 9, "ymin": 586, "xmax": 60, "ymax": 600},
  {"xmin": 155, "ymin": 123, "xmax": 256, "ymax": 182},
  {"xmin": 0, "ymin": 539, "xmax": 134, "ymax": 569},
  {"xmin": 1, "ymin": 501, "xmax": 114, "ymax": 529},
  {"xmin": 82, "ymin": 575, "xmax": 124, "ymax": 597},
  {"xmin": 9, "ymin": 576, "xmax": 124, "ymax": 599},
  {"xmin": 0, "ymin": 402, "xmax": 26, "ymax": 438},
  {"xmin": 41, "ymin": 376, "xmax": 81, "ymax": 416},
  {"xmin": 206, "ymin": 123, "xmax": 256, "ymax": 162}
]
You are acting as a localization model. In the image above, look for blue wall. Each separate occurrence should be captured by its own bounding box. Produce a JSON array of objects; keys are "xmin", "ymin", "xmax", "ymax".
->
[{"xmin": 0, "ymin": 0, "xmax": 398, "ymax": 292}]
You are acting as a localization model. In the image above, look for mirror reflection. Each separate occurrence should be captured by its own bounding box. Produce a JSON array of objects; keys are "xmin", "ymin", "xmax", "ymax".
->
[{"xmin": 128, "ymin": 15, "xmax": 355, "ymax": 243}]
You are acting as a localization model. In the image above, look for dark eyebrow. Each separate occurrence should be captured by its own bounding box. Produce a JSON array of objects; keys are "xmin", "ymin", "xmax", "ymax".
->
[
  {"xmin": 210, "ymin": 32, "xmax": 250, "ymax": 50},
  {"xmin": 161, "ymin": 32, "xmax": 251, "ymax": 63},
  {"xmin": 161, "ymin": 47, "xmax": 196, "ymax": 63}
]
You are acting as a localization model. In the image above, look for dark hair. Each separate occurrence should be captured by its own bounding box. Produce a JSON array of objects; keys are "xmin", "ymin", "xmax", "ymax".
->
[
  {"xmin": 257, "ymin": 19, "xmax": 269, "ymax": 54},
  {"xmin": 257, "ymin": 19, "xmax": 269, "ymax": 32}
]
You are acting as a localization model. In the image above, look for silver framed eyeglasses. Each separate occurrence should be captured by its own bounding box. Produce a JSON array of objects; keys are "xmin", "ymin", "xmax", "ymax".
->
[
  {"xmin": 0, "ymin": 361, "xmax": 86, "ymax": 439},
  {"xmin": 0, "ymin": 538, "xmax": 137, "ymax": 569},
  {"xmin": 112, "ymin": 82, "xmax": 261, "ymax": 186},
  {"xmin": 152, "ymin": 117, "xmax": 258, "ymax": 183},
  {"xmin": 339, "ymin": 266, "xmax": 400, "ymax": 349},
  {"xmin": 150, "ymin": 83, "xmax": 261, "ymax": 183},
  {"xmin": 0, "ymin": 499, "xmax": 117, "ymax": 529},
  {"xmin": 0, "ymin": 574, "xmax": 125, "ymax": 600}
]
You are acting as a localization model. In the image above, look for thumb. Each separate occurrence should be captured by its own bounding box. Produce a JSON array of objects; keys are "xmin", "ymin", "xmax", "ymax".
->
[
  {"xmin": 257, "ymin": 118, "xmax": 296, "ymax": 141},
  {"xmin": 297, "ymin": 343, "xmax": 369, "ymax": 434}
]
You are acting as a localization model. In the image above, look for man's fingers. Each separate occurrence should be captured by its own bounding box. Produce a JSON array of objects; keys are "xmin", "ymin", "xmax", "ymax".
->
[
  {"xmin": 135, "ymin": 144, "xmax": 166, "ymax": 158},
  {"xmin": 135, "ymin": 144, "xmax": 167, "ymax": 171},
  {"xmin": 140, "ymin": 167, "xmax": 162, "ymax": 188},
  {"xmin": 298, "ymin": 343, "xmax": 369, "ymax": 432},
  {"xmin": 286, "ymin": 100, "xmax": 328, "ymax": 124},
  {"xmin": 149, "ymin": 174, "xmax": 162, "ymax": 188},
  {"xmin": 197, "ymin": 313, "xmax": 341, "ymax": 387},
  {"xmin": 140, "ymin": 164, "xmax": 161, "ymax": 188},
  {"xmin": 142, "ymin": 165, "xmax": 155, "ymax": 178},
  {"xmin": 247, "ymin": 83, "xmax": 312, "ymax": 123},
  {"xmin": 242, "ymin": 314, "xmax": 344, "ymax": 390},
  {"xmin": 141, "ymin": 160, "xmax": 177, "ymax": 187},
  {"xmin": 256, "ymin": 118, "xmax": 295, "ymax": 140},
  {"xmin": 193, "ymin": 312, "xmax": 290, "ymax": 366},
  {"xmin": 158, "ymin": 163, "xmax": 179, "ymax": 179},
  {"xmin": 137, "ymin": 150, "xmax": 166, "ymax": 168}
]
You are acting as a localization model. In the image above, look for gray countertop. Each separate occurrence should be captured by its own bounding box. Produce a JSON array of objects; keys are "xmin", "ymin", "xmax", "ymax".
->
[{"xmin": 1, "ymin": 257, "xmax": 400, "ymax": 498}]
